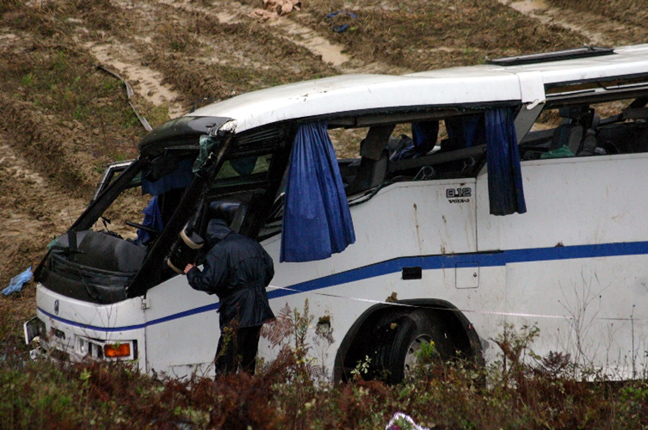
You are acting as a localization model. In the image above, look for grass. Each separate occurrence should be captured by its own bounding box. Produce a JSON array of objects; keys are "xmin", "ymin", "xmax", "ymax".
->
[
  {"xmin": 0, "ymin": 41, "xmax": 143, "ymax": 198},
  {"xmin": 288, "ymin": 0, "xmax": 583, "ymax": 72},
  {"xmin": 546, "ymin": 0, "xmax": 648, "ymax": 31},
  {"xmin": 2, "ymin": 306, "xmax": 648, "ymax": 429},
  {"xmin": 141, "ymin": 1, "xmax": 338, "ymax": 104}
]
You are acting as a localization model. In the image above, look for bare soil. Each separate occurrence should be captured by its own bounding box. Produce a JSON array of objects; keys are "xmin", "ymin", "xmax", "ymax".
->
[{"xmin": 0, "ymin": 0, "xmax": 646, "ymax": 328}]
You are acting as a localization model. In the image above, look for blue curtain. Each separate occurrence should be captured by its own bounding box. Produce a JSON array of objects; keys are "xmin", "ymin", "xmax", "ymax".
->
[
  {"xmin": 412, "ymin": 121, "xmax": 439, "ymax": 153},
  {"xmin": 142, "ymin": 158, "xmax": 194, "ymax": 196},
  {"xmin": 136, "ymin": 196, "xmax": 164, "ymax": 245},
  {"xmin": 486, "ymin": 108, "xmax": 527, "ymax": 215},
  {"xmin": 446, "ymin": 115, "xmax": 484, "ymax": 148},
  {"xmin": 281, "ymin": 121, "xmax": 356, "ymax": 262},
  {"xmin": 392, "ymin": 121, "xmax": 439, "ymax": 161}
]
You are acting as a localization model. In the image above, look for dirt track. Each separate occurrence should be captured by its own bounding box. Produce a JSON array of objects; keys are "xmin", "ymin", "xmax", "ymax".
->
[{"xmin": 0, "ymin": 0, "xmax": 646, "ymax": 324}]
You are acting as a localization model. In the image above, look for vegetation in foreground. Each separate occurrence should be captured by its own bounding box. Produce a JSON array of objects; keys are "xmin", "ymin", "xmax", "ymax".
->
[{"xmin": 2, "ymin": 306, "xmax": 648, "ymax": 430}]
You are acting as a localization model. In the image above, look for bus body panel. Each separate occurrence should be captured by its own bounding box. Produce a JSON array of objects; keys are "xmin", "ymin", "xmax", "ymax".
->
[
  {"xmin": 479, "ymin": 154, "xmax": 648, "ymax": 251},
  {"xmin": 35, "ymin": 285, "xmax": 146, "ymax": 370},
  {"xmin": 143, "ymin": 276, "xmax": 220, "ymax": 378},
  {"xmin": 475, "ymin": 152, "xmax": 648, "ymax": 377}
]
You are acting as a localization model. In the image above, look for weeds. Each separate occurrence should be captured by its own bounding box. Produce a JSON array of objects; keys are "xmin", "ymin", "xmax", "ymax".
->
[
  {"xmin": 262, "ymin": 299, "xmax": 332, "ymax": 382},
  {"xmin": 3, "ymin": 304, "xmax": 648, "ymax": 429},
  {"xmin": 351, "ymin": 355, "xmax": 372, "ymax": 381}
]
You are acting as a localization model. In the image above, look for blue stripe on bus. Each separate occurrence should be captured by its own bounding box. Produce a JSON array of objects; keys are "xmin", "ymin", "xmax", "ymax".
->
[
  {"xmin": 38, "ymin": 302, "xmax": 222, "ymax": 333},
  {"xmin": 38, "ymin": 240, "xmax": 648, "ymax": 333},
  {"xmin": 267, "ymin": 241, "xmax": 648, "ymax": 299}
]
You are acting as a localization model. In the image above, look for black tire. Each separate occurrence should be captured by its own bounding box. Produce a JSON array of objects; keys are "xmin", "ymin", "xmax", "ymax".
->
[{"xmin": 369, "ymin": 310, "xmax": 448, "ymax": 383}]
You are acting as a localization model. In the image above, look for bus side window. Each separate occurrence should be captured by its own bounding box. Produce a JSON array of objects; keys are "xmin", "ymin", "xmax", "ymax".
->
[{"xmin": 521, "ymin": 100, "xmax": 648, "ymax": 161}]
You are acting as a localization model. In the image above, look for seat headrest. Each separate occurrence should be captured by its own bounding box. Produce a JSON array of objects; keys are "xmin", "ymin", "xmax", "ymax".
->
[
  {"xmin": 559, "ymin": 106, "xmax": 583, "ymax": 120},
  {"xmin": 591, "ymin": 113, "xmax": 600, "ymax": 129}
]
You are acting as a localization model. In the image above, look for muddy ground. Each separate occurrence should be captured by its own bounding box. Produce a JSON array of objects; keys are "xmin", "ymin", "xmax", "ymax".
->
[{"xmin": 0, "ymin": 0, "xmax": 646, "ymax": 332}]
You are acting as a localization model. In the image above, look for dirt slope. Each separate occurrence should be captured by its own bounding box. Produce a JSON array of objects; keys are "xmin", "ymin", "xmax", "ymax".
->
[{"xmin": 0, "ymin": 0, "xmax": 646, "ymax": 325}]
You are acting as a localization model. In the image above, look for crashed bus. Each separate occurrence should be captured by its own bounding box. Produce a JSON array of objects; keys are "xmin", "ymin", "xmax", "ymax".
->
[{"xmin": 25, "ymin": 44, "xmax": 648, "ymax": 381}]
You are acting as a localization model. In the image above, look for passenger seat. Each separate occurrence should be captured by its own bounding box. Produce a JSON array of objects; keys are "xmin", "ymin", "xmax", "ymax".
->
[
  {"xmin": 345, "ymin": 125, "xmax": 393, "ymax": 196},
  {"xmin": 550, "ymin": 123, "xmax": 583, "ymax": 154},
  {"xmin": 577, "ymin": 113, "xmax": 600, "ymax": 156},
  {"xmin": 344, "ymin": 151, "xmax": 389, "ymax": 196}
]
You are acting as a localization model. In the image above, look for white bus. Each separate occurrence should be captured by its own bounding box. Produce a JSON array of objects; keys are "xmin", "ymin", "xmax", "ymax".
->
[{"xmin": 25, "ymin": 44, "xmax": 648, "ymax": 382}]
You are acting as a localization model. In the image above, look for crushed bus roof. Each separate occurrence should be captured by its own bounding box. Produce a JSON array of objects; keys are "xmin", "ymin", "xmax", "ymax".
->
[
  {"xmin": 177, "ymin": 44, "xmax": 648, "ymax": 135},
  {"xmin": 188, "ymin": 72, "xmax": 523, "ymax": 133}
]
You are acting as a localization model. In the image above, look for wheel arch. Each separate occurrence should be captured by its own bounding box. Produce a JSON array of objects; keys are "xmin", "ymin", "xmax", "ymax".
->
[{"xmin": 333, "ymin": 298, "xmax": 484, "ymax": 383}]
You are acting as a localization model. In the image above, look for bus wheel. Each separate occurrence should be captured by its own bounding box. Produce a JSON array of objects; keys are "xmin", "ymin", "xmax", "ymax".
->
[{"xmin": 376, "ymin": 310, "xmax": 447, "ymax": 383}]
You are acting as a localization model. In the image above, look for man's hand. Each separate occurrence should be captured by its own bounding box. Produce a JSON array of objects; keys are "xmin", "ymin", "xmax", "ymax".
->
[{"xmin": 184, "ymin": 264, "xmax": 196, "ymax": 274}]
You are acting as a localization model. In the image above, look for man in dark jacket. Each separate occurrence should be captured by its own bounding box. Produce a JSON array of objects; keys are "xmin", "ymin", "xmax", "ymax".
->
[{"xmin": 184, "ymin": 218, "xmax": 275, "ymax": 376}]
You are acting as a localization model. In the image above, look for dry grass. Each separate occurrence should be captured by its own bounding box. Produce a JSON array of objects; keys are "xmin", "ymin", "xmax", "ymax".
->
[
  {"xmin": 291, "ymin": 0, "xmax": 583, "ymax": 72},
  {"xmin": 2, "ymin": 313, "xmax": 648, "ymax": 429},
  {"xmin": 547, "ymin": 0, "xmax": 648, "ymax": 30}
]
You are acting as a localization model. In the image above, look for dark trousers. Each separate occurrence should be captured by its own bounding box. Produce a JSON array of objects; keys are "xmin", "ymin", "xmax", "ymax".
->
[{"xmin": 215, "ymin": 324, "xmax": 262, "ymax": 377}]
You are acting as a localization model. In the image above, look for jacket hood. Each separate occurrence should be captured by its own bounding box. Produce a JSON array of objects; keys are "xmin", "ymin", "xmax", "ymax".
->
[{"xmin": 205, "ymin": 218, "xmax": 232, "ymax": 247}]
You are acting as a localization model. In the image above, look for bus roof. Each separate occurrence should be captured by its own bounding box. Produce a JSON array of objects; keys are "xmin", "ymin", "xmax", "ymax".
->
[
  {"xmin": 186, "ymin": 44, "xmax": 648, "ymax": 134},
  {"xmin": 188, "ymin": 72, "xmax": 523, "ymax": 133},
  {"xmin": 412, "ymin": 44, "xmax": 648, "ymax": 87}
]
